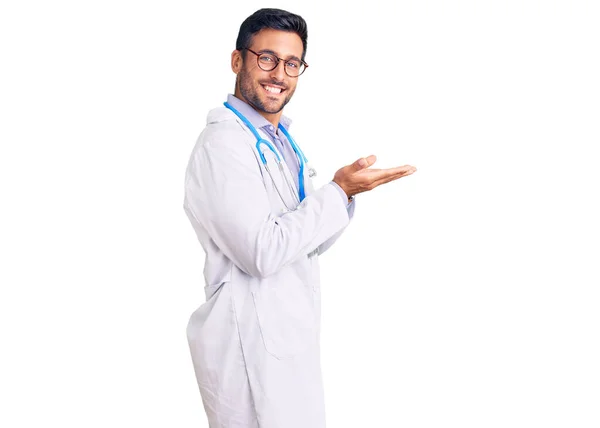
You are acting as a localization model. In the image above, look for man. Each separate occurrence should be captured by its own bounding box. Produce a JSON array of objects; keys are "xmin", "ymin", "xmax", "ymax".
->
[{"xmin": 184, "ymin": 8, "xmax": 416, "ymax": 428}]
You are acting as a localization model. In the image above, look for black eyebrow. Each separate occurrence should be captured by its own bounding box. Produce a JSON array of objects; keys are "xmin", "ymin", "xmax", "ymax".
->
[{"xmin": 258, "ymin": 49, "xmax": 302, "ymax": 63}]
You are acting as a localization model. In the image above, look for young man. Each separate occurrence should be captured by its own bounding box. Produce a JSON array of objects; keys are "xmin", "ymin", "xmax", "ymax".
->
[{"xmin": 184, "ymin": 8, "xmax": 416, "ymax": 428}]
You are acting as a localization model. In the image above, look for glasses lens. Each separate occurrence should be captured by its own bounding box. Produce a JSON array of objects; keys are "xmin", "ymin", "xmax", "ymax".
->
[
  {"xmin": 285, "ymin": 60, "xmax": 304, "ymax": 77},
  {"xmin": 258, "ymin": 54, "xmax": 277, "ymax": 71}
]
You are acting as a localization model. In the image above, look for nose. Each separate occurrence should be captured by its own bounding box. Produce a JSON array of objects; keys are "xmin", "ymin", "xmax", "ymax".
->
[{"xmin": 269, "ymin": 59, "xmax": 286, "ymax": 81}]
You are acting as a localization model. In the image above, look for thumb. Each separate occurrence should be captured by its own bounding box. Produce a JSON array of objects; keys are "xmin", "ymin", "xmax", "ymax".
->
[{"xmin": 352, "ymin": 155, "xmax": 377, "ymax": 171}]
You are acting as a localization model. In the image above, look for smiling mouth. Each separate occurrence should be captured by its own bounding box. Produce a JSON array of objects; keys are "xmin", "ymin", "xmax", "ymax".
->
[{"xmin": 261, "ymin": 84, "xmax": 285, "ymax": 95}]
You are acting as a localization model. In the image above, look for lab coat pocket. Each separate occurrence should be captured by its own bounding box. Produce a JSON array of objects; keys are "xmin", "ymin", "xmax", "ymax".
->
[{"xmin": 251, "ymin": 281, "xmax": 316, "ymax": 359}]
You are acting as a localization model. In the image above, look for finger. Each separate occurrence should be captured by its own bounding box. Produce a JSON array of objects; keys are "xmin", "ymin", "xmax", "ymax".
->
[
  {"xmin": 386, "ymin": 164, "xmax": 416, "ymax": 173},
  {"xmin": 351, "ymin": 154, "xmax": 377, "ymax": 171},
  {"xmin": 370, "ymin": 168, "xmax": 416, "ymax": 188},
  {"xmin": 365, "ymin": 154, "xmax": 377, "ymax": 167},
  {"xmin": 361, "ymin": 165, "xmax": 416, "ymax": 181}
]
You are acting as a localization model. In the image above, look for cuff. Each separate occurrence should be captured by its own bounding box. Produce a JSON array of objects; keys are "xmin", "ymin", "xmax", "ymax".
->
[{"xmin": 330, "ymin": 181, "xmax": 353, "ymax": 207}]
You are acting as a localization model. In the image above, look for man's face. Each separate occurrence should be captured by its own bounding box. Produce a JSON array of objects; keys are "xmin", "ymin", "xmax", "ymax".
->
[{"xmin": 233, "ymin": 29, "xmax": 304, "ymax": 115}]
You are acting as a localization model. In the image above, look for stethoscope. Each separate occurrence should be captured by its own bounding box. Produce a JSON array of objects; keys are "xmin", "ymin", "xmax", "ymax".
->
[{"xmin": 224, "ymin": 101, "xmax": 317, "ymax": 212}]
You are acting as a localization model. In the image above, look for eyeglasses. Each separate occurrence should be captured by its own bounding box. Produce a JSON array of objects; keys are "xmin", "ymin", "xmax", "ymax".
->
[{"xmin": 243, "ymin": 48, "xmax": 308, "ymax": 77}]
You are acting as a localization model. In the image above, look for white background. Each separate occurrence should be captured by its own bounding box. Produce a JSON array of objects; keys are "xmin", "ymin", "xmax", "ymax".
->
[{"xmin": 1, "ymin": 0, "xmax": 599, "ymax": 427}]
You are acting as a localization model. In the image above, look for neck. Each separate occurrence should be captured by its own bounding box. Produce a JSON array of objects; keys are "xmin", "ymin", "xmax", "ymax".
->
[{"xmin": 234, "ymin": 89, "xmax": 282, "ymax": 129}]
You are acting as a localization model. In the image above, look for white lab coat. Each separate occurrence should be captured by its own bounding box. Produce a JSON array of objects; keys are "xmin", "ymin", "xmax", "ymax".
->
[{"xmin": 184, "ymin": 106, "xmax": 352, "ymax": 428}]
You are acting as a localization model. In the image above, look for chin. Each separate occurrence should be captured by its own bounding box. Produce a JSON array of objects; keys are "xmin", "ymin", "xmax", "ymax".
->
[{"xmin": 260, "ymin": 99, "xmax": 285, "ymax": 114}]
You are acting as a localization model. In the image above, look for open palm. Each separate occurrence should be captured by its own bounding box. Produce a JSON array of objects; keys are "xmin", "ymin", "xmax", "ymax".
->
[{"xmin": 333, "ymin": 155, "xmax": 417, "ymax": 196}]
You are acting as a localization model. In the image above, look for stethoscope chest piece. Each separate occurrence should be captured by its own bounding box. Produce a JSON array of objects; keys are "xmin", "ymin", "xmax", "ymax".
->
[{"xmin": 307, "ymin": 166, "xmax": 317, "ymax": 178}]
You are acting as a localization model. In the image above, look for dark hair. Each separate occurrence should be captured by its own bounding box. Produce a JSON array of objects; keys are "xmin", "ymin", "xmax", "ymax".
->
[{"xmin": 235, "ymin": 8, "xmax": 308, "ymax": 61}]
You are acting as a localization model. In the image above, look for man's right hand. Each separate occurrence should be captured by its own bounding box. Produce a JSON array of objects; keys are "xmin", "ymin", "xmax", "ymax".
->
[{"xmin": 333, "ymin": 155, "xmax": 417, "ymax": 198}]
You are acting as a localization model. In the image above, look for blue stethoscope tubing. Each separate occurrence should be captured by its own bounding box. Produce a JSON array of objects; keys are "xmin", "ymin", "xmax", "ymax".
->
[{"xmin": 224, "ymin": 101, "xmax": 309, "ymax": 203}]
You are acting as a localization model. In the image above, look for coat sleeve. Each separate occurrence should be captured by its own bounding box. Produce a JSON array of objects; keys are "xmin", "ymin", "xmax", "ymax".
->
[
  {"xmin": 317, "ymin": 198, "xmax": 355, "ymax": 255},
  {"xmin": 184, "ymin": 131, "xmax": 350, "ymax": 279}
]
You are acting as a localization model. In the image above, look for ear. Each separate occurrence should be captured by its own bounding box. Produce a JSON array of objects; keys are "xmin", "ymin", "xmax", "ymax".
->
[{"xmin": 231, "ymin": 50, "xmax": 242, "ymax": 74}]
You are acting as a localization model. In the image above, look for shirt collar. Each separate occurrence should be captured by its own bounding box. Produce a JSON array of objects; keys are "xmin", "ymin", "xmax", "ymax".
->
[{"xmin": 226, "ymin": 94, "xmax": 292, "ymax": 132}]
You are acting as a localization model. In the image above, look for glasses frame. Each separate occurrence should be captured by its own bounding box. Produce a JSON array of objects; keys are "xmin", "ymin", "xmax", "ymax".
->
[{"xmin": 243, "ymin": 48, "xmax": 308, "ymax": 77}]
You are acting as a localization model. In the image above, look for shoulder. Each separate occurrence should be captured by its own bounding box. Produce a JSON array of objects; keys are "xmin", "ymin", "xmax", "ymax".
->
[
  {"xmin": 204, "ymin": 107, "xmax": 248, "ymax": 140},
  {"xmin": 192, "ymin": 107, "xmax": 253, "ymax": 150},
  {"xmin": 187, "ymin": 107, "xmax": 258, "ymax": 166}
]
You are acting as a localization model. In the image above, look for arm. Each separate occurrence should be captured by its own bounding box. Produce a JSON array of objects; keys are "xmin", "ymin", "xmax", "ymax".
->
[{"xmin": 184, "ymin": 135, "xmax": 350, "ymax": 279}]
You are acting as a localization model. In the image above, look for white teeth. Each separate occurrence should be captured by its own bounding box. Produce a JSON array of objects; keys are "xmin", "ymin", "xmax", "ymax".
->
[{"xmin": 264, "ymin": 85, "xmax": 282, "ymax": 94}]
